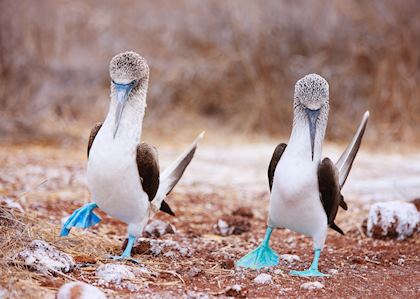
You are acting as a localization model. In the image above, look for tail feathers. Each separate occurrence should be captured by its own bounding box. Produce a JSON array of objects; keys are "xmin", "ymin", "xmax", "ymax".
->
[
  {"xmin": 336, "ymin": 111, "xmax": 369, "ymax": 188},
  {"xmin": 160, "ymin": 200, "xmax": 175, "ymax": 216},
  {"xmin": 330, "ymin": 222, "xmax": 345, "ymax": 235},
  {"xmin": 152, "ymin": 131, "xmax": 204, "ymax": 209},
  {"xmin": 340, "ymin": 195, "xmax": 348, "ymax": 210}
]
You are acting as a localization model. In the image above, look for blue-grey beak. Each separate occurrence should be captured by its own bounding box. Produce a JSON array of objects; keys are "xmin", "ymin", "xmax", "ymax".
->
[
  {"xmin": 305, "ymin": 108, "xmax": 320, "ymax": 161},
  {"xmin": 113, "ymin": 81, "xmax": 136, "ymax": 138}
]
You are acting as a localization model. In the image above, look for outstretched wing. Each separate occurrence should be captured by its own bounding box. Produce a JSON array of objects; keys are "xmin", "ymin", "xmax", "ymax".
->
[
  {"xmin": 268, "ymin": 143, "xmax": 287, "ymax": 191},
  {"xmin": 336, "ymin": 111, "xmax": 369, "ymax": 188},
  {"xmin": 156, "ymin": 132, "xmax": 204, "ymax": 196},
  {"xmin": 87, "ymin": 123, "xmax": 103, "ymax": 159},
  {"xmin": 137, "ymin": 143, "xmax": 175, "ymax": 216},
  {"xmin": 318, "ymin": 158, "xmax": 345, "ymax": 235}
]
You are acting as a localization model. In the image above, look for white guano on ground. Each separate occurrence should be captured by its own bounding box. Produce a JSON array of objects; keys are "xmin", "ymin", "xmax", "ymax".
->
[
  {"xmin": 12, "ymin": 240, "xmax": 74, "ymax": 274},
  {"xmin": 300, "ymin": 281, "xmax": 324, "ymax": 290},
  {"xmin": 367, "ymin": 201, "xmax": 420, "ymax": 240},
  {"xmin": 253, "ymin": 273, "xmax": 272, "ymax": 284}
]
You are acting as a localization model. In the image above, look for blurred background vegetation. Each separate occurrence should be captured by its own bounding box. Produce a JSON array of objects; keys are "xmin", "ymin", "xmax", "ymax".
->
[{"xmin": 0, "ymin": 0, "xmax": 419, "ymax": 145}]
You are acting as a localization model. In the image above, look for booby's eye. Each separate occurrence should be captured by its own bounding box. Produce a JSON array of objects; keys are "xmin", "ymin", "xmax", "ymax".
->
[{"xmin": 130, "ymin": 80, "xmax": 137, "ymax": 85}]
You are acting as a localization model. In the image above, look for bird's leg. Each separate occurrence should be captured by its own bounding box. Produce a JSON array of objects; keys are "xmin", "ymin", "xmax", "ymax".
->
[
  {"xmin": 289, "ymin": 249, "xmax": 328, "ymax": 277},
  {"xmin": 236, "ymin": 227, "xmax": 279, "ymax": 269},
  {"xmin": 121, "ymin": 235, "xmax": 136, "ymax": 258},
  {"xmin": 60, "ymin": 202, "xmax": 101, "ymax": 236},
  {"xmin": 108, "ymin": 235, "xmax": 140, "ymax": 263}
]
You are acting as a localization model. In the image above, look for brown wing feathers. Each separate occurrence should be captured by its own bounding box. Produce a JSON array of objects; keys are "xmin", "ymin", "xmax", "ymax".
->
[
  {"xmin": 318, "ymin": 158, "xmax": 345, "ymax": 235},
  {"xmin": 268, "ymin": 143, "xmax": 287, "ymax": 191},
  {"xmin": 87, "ymin": 123, "xmax": 103, "ymax": 158},
  {"xmin": 137, "ymin": 143, "xmax": 175, "ymax": 216},
  {"xmin": 136, "ymin": 143, "xmax": 160, "ymax": 202}
]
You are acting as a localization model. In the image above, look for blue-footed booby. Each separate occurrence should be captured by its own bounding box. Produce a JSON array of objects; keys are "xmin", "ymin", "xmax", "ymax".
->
[
  {"xmin": 60, "ymin": 51, "xmax": 204, "ymax": 261},
  {"xmin": 236, "ymin": 74, "xmax": 369, "ymax": 276}
]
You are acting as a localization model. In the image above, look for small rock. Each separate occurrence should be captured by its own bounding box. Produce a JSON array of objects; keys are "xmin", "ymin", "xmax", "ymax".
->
[
  {"xmin": 300, "ymin": 281, "xmax": 324, "ymax": 290},
  {"xmin": 412, "ymin": 198, "xmax": 420, "ymax": 211},
  {"xmin": 0, "ymin": 288, "xmax": 8, "ymax": 299},
  {"xmin": 214, "ymin": 216, "xmax": 251, "ymax": 236},
  {"xmin": 274, "ymin": 269, "xmax": 284, "ymax": 275},
  {"xmin": 185, "ymin": 291, "xmax": 210, "ymax": 299},
  {"xmin": 225, "ymin": 284, "xmax": 246, "ymax": 298},
  {"xmin": 328, "ymin": 269, "xmax": 339, "ymax": 275},
  {"xmin": 13, "ymin": 240, "xmax": 74, "ymax": 274},
  {"xmin": 349, "ymin": 256, "xmax": 365, "ymax": 264},
  {"xmin": 232, "ymin": 207, "xmax": 254, "ymax": 218},
  {"xmin": 57, "ymin": 282, "xmax": 106, "ymax": 299},
  {"xmin": 143, "ymin": 219, "xmax": 175, "ymax": 238},
  {"xmin": 126, "ymin": 282, "xmax": 141, "ymax": 292},
  {"xmin": 397, "ymin": 258, "xmax": 405, "ymax": 266},
  {"xmin": 96, "ymin": 264, "xmax": 134, "ymax": 285},
  {"xmin": 220, "ymin": 259, "xmax": 235, "ymax": 269},
  {"xmin": 133, "ymin": 238, "xmax": 192, "ymax": 257},
  {"xmin": 74, "ymin": 255, "xmax": 96, "ymax": 264},
  {"xmin": 366, "ymin": 201, "xmax": 420, "ymax": 240},
  {"xmin": 253, "ymin": 273, "xmax": 272, "ymax": 284},
  {"xmin": 188, "ymin": 267, "xmax": 202, "ymax": 278},
  {"xmin": 131, "ymin": 240, "xmax": 151, "ymax": 255},
  {"xmin": 279, "ymin": 254, "xmax": 300, "ymax": 263}
]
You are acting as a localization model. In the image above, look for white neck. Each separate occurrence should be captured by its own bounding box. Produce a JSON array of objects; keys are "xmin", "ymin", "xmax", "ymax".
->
[
  {"xmin": 288, "ymin": 104, "xmax": 328, "ymax": 163},
  {"xmin": 103, "ymin": 78, "xmax": 148, "ymax": 145}
]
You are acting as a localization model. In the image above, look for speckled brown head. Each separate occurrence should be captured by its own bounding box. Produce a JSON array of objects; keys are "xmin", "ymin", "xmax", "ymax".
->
[
  {"xmin": 294, "ymin": 74, "xmax": 329, "ymax": 110},
  {"xmin": 109, "ymin": 51, "xmax": 149, "ymax": 138},
  {"xmin": 109, "ymin": 51, "xmax": 149, "ymax": 84},
  {"xmin": 294, "ymin": 74, "xmax": 329, "ymax": 161}
]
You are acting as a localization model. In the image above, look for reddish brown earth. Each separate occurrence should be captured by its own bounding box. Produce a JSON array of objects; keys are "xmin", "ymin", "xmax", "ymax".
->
[{"xmin": 0, "ymin": 144, "xmax": 419, "ymax": 298}]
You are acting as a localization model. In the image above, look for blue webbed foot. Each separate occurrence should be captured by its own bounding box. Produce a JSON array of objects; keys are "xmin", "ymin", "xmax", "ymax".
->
[
  {"xmin": 289, "ymin": 269, "xmax": 328, "ymax": 277},
  {"xmin": 236, "ymin": 227, "xmax": 279, "ymax": 269},
  {"xmin": 107, "ymin": 235, "xmax": 140, "ymax": 263},
  {"xmin": 289, "ymin": 249, "xmax": 328, "ymax": 277},
  {"xmin": 60, "ymin": 203, "xmax": 101, "ymax": 236},
  {"xmin": 236, "ymin": 244, "xmax": 279, "ymax": 269}
]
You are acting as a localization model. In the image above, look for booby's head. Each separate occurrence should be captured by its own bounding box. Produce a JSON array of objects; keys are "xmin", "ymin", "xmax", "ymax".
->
[
  {"xmin": 294, "ymin": 74, "xmax": 329, "ymax": 160},
  {"xmin": 109, "ymin": 51, "xmax": 149, "ymax": 138}
]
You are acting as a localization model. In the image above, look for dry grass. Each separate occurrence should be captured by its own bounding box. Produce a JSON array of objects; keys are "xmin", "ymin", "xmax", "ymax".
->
[
  {"xmin": 0, "ymin": 205, "xmax": 114, "ymax": 298},
  {"xmin": 0, "ymin": 0, "xmax": 419, "ymax": 144}
]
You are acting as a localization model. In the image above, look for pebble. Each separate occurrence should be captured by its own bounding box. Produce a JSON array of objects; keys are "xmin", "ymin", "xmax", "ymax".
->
[{"xmin": 57, "ymin": 282, "xmax": 106, "ymax": 299}]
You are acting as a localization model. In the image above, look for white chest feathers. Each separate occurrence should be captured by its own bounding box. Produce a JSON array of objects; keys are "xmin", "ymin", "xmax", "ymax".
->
[
  {"xmin": 86, "ymin": 128, "xmax": 149, "ymax": 227},
  {"xmin": 268, "ymin": 148, "xmax": 327, "ymax": 240}
]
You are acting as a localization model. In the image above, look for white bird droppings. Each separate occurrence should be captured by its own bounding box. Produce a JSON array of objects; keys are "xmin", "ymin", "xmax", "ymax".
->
[
  {"xmin": 13, "ymin": 240, "xmax": 74, "ymax": 274},
  {"xmin": 367, "ymin": 201, "xmax": 420, "ymax": 240},
  {"xmin": 279, "ymin": 254, "xmax": 301, "ymax": 263},
  {"xmin": 253, "ymin": 273, "xmax": 272, "ymax": 284},
  {"xmin": 300, "ymin": 281, "xmax": 324, "ymax": 290},
  {"xmin": 96, "ymin": 264, "xmax": 135, "ymax": 285}
]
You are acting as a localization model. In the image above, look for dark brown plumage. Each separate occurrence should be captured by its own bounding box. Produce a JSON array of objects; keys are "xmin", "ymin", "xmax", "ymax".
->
[
  {"xmin": 317, "ymin": 158, "xmax": 346, "ymax": 235},
  {"xmin": 136, "ymin": 143, "xmax": 175, "ymax": 216},
  {"xmin": 136, "ymin": 143, "xmax": 160, "ymax": 202},
  {"xmin": 87, "ymin": 123, "xmax": 103, "ymax": 158},
  {"xmin": 267, "ymin": 143, "xmax": 287, "ymax": 191}
]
